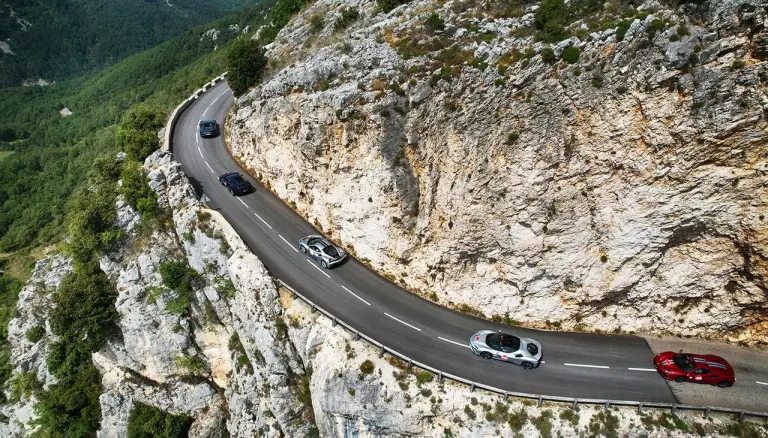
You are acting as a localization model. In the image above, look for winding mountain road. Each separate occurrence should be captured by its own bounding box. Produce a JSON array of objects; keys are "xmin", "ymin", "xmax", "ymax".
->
[{"xmin": 171, "ymin": 80, "xmax": 768, "ymax": 410}]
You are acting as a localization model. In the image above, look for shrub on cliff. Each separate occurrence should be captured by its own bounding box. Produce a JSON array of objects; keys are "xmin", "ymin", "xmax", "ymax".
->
[
  {"xmin": 227, "ymin": 38, "xmax": 268, "ymax": 96},
  {"xmin": 334, "ymin": 7, "xmax": 360, "ymax": 33},
  {"xmin": 127, "ymin": 402, "xmax": 193, "ymax": 438},
  {"xmin": 534, "ymin": 0, "xmax": 570, "ymax": 42},
  {"xmin": 116, "ymin": 105, "xmax": 165, "ymax": 162},
  {"xmin": 377, "ymin": 0, "xmax": 410, "ymax": 14},
  {"xmin": 119, "ymin": 161, "xmax": 158, "ymax": 222}
]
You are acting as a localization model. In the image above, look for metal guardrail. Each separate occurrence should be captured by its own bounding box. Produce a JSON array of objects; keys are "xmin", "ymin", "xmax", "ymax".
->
[
  {"xmin": 162, "ymin": 72, "xmax": 228, "ymax": 152},
  {"xmin": 165, "ymin": 75, "xmax": 768, "ymax": 423},
  {"xmin": 277, "ymin": 279, "xmax": 768, "ymax": 422}
]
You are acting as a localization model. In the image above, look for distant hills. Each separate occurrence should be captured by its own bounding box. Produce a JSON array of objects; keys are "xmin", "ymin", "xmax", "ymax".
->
[{"xmin": 0, "ymin": 0, "xmax": 258, "ymax": 87}]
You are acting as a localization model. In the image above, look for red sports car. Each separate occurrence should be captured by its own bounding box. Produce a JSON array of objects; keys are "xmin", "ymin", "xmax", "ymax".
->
[{"xmin": 654, "ymin": 351, "xmax": 735, "ymax": 388}]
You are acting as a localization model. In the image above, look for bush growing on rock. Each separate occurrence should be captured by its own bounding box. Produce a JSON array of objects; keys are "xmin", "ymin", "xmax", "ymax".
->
[
  {"xmin": 540, "ymin": 47, "xmax": 556, "ymax": 63},
  {"xmin": 127, "ymin": 402, "xmax": 193, "ymax": 438},
  {"xmin": 227, "ymin": 38, "xmax": 268, "ymax": 96},
  {"xmin": 174, "ymin": 355, "xmax": 208, "ymax": 375},
  {"xmin": 534, "ymin": 0, "xmax": 570, "ymax": 42},
  {"xmin": 424, "ymin": 13, "xmax": 445, "ymax": 32},
  {"xmin": 562, "ymin": 46, "xmax": 580, "ymax": 64},
  {"xmin": 308, "ymin": 14, "xmax": 324, "ymax": 33},
  {"xmin": 25, "ymin": 325, "xmax": 44, "ymax": 343},
  {"xmin": 333, "ymin": 7, "xmax": 359, "ymax": 33},
  {"xmin": 377, "ymin": 0, "xmax": 410, "ymax": 14},
  {"xmin": 119, "ymin": 161, "xmax": 158, "ymax": 223},
  {"xmin": 359, "ymin": 359, "xmax": 375, "ymax": 374}
]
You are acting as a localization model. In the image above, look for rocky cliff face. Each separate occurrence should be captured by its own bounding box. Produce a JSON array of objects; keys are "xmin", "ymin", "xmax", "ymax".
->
[{"xmin": 228, "ymin": 0, "xmax": 768, "ymax": 345}]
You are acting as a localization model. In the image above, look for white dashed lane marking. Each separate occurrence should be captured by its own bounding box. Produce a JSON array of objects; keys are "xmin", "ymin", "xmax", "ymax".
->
[
  {"xmin": 341, "ymin": 285, "xmax": 370, "ymax": 306},
  {"xmin": 205, "ymin": 162, "xmax": 214, "ymax": 173},
  {"xmin": 628, "ymin": 368, "xmax": 656, "ymax": 372},
  {"xmin": 306, "ymin": 259, "xmax": 331, "ymax": 279},
  {"xmin": 279, "ymin": 235, "xmax": 299, "ymax": 253},
  {"xmin": 757, "ymin": 381, "xmax": 768, "ymax": 386},
  {"xmin": 564, "ymin": 363, "xmax": 610, "ymax": 369},
  {"xmin": 384, "ymin": 313, "xmax": 422, "ymax": 332},
  {"xmin": 196, "ymin": 133, "xmax": 199, "ymax": 144},
  {"xmin": 438, "ymin": 337, "xmax": 470, "ymax": 348},
  {"xmin": 236, "ymin": 198, "xmax": 249, "ymax": 208},
  {"xmin": 254, "ymin": 212, "xmax": 272, "ymax": 229},
  {"xmin": 198, "ymin": 146, "xmax": 203, "ymax": 157}
]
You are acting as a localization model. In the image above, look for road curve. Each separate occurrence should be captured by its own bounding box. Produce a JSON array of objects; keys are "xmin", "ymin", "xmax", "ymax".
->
[{"xmin": 172, "ymin": 80, "xmax": 719, "ymax": 405}]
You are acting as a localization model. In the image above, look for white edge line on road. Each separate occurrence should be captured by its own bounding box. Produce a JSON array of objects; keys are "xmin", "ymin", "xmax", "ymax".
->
[
  {"xmin": 197, "ymin": 146, "xmax": 203, "ymax": 157},
  {"xmin": 384, "ymin": 313, "xmax": 422, "ymax": 332},
  {"xmin": 438, "ymin": 337, "xmax": 469, "ymax": 348},
  {"xmin": 306, "ymin": 259, "xmax": 331, "ymax": 279},
  {"xmin": 341, "ymin": 285, "xmax": 371, "ymax": 306},
  {"xmin": 205, "ymin": 162, "xmax": 214, "ymax": 173},
  {"xmin": 279, "ymin": 235, "xmax": 299, "ymax": 253},
  {"xmin": 628, "ymin": 368, "xmax": 656, "ymax": 372},
  {"xmin": 564, "ymin": 363, "xmax": 610, "ymax": 369},
  {"xmin": 757, "ymin": 381, "xmax": 768, "ymax": 386},
  {"xmin": 236, "ymin": 198, "xmax": 249, "ymax": 208},
  {"xmin": 254, "ymin": 213, "xmax": 272, "ymax": 229},
  {"xmin": 196, "ymin": 133, "xmax": 199, "ymax": 144}
]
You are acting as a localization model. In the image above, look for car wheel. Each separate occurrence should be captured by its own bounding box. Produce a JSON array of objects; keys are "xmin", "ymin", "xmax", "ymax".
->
[
  {"xmin": 320, "ymin": 260, "xmax": 328, "ymax": 269},
  {"xmin": 674, "ymin": 376, "xmax": 686, "ymax": 383},
  {"xmin": 479, "ymin": 352, "xmax": 492, "ymax": 360},
  {"xmin": 299, "ymin": 245, "xmax": 306, "ymax": 253},
  {"xmin": 521, "ymin": 361, "xmax": 534, "ymax": 370},
  {"xmin": 717, "ymin": 381, "xmax": 732, "ymax": 388},
  {"xmin": 228, "ymin": 188, "xmax": 233, "ymax": 194}
]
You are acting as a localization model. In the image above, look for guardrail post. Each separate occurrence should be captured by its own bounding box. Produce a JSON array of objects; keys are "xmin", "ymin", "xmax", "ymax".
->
[
  {"xmin": 332, "ymin": 317, "xmax": 337, "ymax": 327},
  {"xmin": 671, "ymin": 405, "xmax": 677, "ymax": 414},
  {"xmin": 406, "ymin": 360, "xmax": 412, "ymax": 370},
  {"xmin": 637, "ymin": 403, "xmax": 643, "ymax": 414},
  {"xmin": 311, "ymin": 305, "xmax": 316, "ymax": 313},
  {"xmin": 438, "ymin": 371, "xmax": 443, "ymax": 383},
  {"xmin": 379, "ymin": 346, "xmax": 385, "ymax": 358},
  {"xmin": 469, "ymin": 383, "xmax": 475, "ymax": 393},
  {"xmin": 739, "ymin": 412, "xmax": 745, "ymax": 423},
  {"xmin": 704, "ymin": 407, "xmax": 710, "ymax": 419},
  {"xmin": 537, "ymin": 396, "xmax": 543, "ymax": 407},
  {"xmin": 355, "ymin": 331, "xmax": 360, "ymax": 341},
  {"xmin": 572, "ymin": 400, "xmax": 578, "ymax": 409},
  {"xmin": 604, "ymin": 401, "xmax": 610, "ymax": 410},
  {"xmin": 503, "ymin": 392, "xmax": 509, "ymax": 402}
]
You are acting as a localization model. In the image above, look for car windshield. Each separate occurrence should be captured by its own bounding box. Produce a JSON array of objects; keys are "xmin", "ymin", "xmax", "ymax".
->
[
  {"xmin": 486, "ymin": 333, "xmax": 520, "ymax": 352},
  {"xmin": 673, "ymin": 354, "xmax": 695, "ymax": 372}
]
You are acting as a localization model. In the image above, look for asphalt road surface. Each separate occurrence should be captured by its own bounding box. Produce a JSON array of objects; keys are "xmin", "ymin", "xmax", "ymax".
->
[{"xmin": 171, "ymin": 80, "xmax": 763, "ymax": 408}]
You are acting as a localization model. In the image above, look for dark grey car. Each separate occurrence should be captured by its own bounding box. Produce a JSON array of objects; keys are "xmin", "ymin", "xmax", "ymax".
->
[
  {"xmin": 298, "ymin": 235, "xmax": 347, "ymax": 269},
  {"xmin": 469, "ymin": 330, "xmax": 543, "ymax": 369}
]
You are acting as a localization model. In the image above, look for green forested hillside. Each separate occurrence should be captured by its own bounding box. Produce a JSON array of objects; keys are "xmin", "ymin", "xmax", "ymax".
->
[
  {"xmin": 0, "ymin": 2, "xmax": 274, "ymax": 260},
  {"xmin": 0, "ymin": 0, "xmax": 257, "ymax": 87}
]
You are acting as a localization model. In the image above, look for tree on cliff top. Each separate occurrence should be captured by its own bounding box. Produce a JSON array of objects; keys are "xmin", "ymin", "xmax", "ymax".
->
[{"xmin": 227, "ymin": 38, "xmax": 268, "ymax": 96}]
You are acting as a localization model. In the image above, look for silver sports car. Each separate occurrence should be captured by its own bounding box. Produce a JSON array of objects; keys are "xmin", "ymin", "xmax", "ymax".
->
[
  {"xmin": 298, "ymin": 235, "xmax": 347, "ymax": 269},
  {"xmin": 469, "ymin": 330, "xmax": 543, "ymax": 369}
]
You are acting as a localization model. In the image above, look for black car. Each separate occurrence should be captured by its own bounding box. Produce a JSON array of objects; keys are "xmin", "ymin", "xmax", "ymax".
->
[
  {"xmin": 218, "ymin": 172, "xmax": 252, "ymax": 195},
  {"xmin": 199, "ymin": 120, "xmax": 220, "ymax": 138}
]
